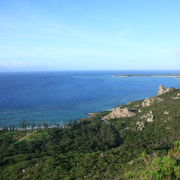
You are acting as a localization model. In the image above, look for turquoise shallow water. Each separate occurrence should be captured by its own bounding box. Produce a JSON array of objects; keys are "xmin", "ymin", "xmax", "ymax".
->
[{"xmin": 0, "ymin": 70, "xmax": 180, "ymax": 127}]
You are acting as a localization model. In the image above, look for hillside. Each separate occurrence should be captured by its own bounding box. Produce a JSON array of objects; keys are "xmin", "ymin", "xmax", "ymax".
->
[{"xmin": 0, "ymin": 86, "xmax": 180, "ymax": 180}]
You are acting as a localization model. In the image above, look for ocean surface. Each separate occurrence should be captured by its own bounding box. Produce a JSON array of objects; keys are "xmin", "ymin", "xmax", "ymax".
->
[{"xmin": 0, "ymin": 70, "xmax": 180, "ymax": 127}]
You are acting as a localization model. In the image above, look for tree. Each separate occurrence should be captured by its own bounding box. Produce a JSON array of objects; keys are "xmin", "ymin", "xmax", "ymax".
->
[
  {"xmin": 43, "ymin": 122, "xmax": 49, "ymax": 129},
  {"xmin": 20, "ymin": 121, "xmax": 29, "ymax": 129}
]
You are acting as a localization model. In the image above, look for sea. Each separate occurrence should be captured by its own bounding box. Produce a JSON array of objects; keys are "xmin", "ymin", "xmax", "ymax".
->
[{"xmin": 0, "ymin": 70, "xmax": 180, "ymax": 128}]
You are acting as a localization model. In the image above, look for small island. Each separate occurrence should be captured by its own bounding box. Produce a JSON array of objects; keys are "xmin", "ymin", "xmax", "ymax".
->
[{"xmin": 114, "ymin": 74, "xmax": 180, "ymax": 78}]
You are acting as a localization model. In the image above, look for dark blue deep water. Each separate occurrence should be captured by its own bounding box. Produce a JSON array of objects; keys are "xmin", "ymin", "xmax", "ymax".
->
[{"xmin": 0, "ymin": 70, "xmax": 180, "ymax": 127}]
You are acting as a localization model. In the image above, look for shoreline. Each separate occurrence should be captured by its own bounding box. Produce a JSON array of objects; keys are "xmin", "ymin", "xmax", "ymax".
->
[{"xmin": 1, "ymin": 85, "xmax": 179, "ymax": 131}]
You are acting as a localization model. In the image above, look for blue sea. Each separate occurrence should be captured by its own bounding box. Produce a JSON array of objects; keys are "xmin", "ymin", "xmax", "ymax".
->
[{"xmin": 0, "ymin": 70, "xmax": 180, "ymax": 127}]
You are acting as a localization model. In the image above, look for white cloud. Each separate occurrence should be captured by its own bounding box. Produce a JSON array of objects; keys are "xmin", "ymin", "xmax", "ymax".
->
[{"xmin": 0, "ymin": 60, "xmax": 25, "ymax": 69}]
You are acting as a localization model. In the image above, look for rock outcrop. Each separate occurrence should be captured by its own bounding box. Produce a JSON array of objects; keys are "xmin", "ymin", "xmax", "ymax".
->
[
  {"xmin": 172, "ymin": 93, "xmax": 180, "ymax": 100},
  {"xmin": 103, "ymin": 107, "xmax": 135, "ymax": 120},
  {"xmin": 142, "ymin": 98, "xmax": 153, "ymax": 107},
  {"xmin": 172, "ymin": 96, "xmax": 180, "ymax": 100},
  {"xmin": 87, "ymin": 113, "xmax": 96, "ymax": 116},
  {"xmin": 158, "ymin": 85, "xmax": 175, "ymax": 96},
  {"xmin": 142, "ymin": 97, "xmax": 163, "ymax": 107},
  {"xmin": 141, "ymin": 111, "xmax": 154, "ymax": 122},
  {"xmin": 136, "ymin": 121, "xmax": 145, "ymax": 131},
  {"xmin": 164, "ymin": 111, "xmax": 170, "ymax": 115},
  {"xmin": 137, "ymin": 111, "xmax": 154, "ymax": 130}
]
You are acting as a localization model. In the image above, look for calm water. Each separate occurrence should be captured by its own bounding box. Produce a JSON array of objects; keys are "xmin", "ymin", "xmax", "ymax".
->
[{"xmin": 0, "ymin": 70, "xmax": 180, "ymax": 127}]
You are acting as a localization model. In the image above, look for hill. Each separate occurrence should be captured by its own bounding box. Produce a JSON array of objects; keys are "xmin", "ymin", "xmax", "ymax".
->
[{"xmin": 0, "ymin": 85, "xmax": 180, "ymax": 180}]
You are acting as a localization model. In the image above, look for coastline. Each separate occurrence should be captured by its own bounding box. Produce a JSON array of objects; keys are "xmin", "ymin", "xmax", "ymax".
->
[
  {"xmin": 1, "ymin": 85, "xmax": 180, "ymax": 179},
  {"xmin": 1, "ymin": 71, "xmax": 180, "ymax": 128}
]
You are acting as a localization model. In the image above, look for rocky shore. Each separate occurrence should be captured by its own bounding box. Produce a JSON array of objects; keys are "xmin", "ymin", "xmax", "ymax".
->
[
  {"xmin": 99, "ymin": 85, "xmax": 179, "ymax": 129},
  {"xmin": 88, "ymin": 85, "xmax": 179, "ymax": 123}
]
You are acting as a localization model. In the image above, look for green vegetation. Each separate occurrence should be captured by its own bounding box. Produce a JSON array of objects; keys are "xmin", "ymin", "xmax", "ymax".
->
[{"xmin": 0, "ymin": 89, "xmax": 180, "ymax": 179}]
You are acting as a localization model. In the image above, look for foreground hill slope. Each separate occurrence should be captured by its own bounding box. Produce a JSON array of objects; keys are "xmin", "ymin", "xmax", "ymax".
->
[{"xmin": 0, "ymin": 86, "xmax": 180, "ymax": 180}]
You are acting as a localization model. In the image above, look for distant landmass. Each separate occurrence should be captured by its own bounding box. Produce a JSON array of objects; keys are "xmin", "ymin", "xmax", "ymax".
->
[{"xmin": 114, "ymin": 74, "xmax": 180, "ymax": 78}]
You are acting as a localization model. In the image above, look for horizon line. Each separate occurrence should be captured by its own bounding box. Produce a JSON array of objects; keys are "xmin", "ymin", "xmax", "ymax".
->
[{"xmin": 0, "ymin": 69, "xmax": 180, "ymax": 73}]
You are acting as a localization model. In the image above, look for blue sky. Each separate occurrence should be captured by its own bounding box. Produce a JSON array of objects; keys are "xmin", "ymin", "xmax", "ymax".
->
[{"xmin": 0, "ymin": 0, "xmax": 180, "ymax": 71}]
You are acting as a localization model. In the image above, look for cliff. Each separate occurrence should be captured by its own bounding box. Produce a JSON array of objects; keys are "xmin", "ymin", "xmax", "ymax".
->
[{"xmin": 157, "ymin": 85, "xmax": 176, "ymax": 95}]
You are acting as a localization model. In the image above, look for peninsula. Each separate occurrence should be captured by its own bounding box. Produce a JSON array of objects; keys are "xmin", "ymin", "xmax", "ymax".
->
[{"xmin": 114, "ymin": 74, "xmax": 180, "ymax": 78}]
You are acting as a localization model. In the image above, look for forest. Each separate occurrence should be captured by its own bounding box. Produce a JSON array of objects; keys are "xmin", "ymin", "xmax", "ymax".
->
[{"xmin": 0, "ymin": 88, "xmax": 180, "ymax": 180}]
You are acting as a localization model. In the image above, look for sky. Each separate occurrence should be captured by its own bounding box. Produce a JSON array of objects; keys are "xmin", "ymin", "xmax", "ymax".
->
[{"xmin": 0, "ymin": 0, "xmax": 180, "ymax": 71}]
